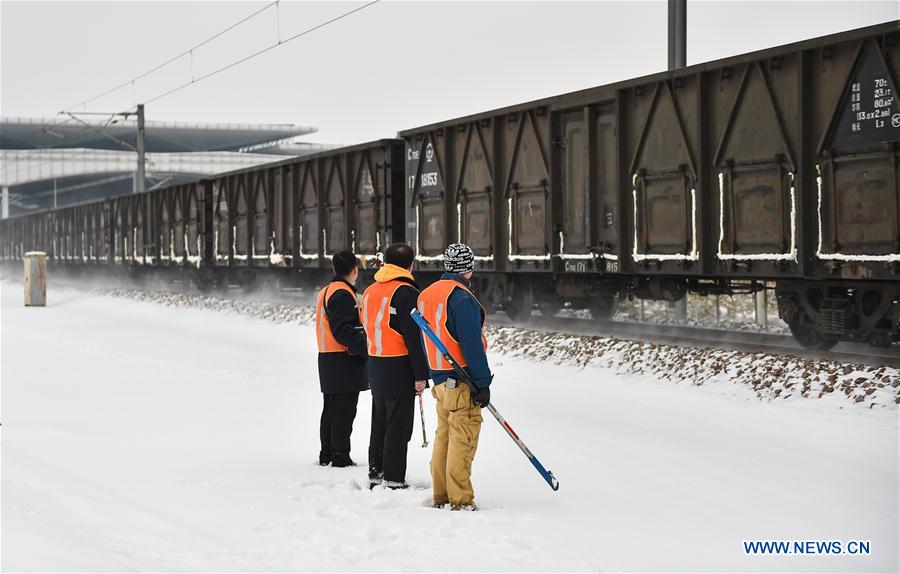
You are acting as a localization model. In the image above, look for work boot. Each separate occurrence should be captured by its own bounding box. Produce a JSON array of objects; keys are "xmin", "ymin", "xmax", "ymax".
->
[
  {"xmin": 432, "ymin": 501, "xmax": 447, "ymax": 509},
  {"xmin": 384, "ymin": 480, "xmax": 409, "ymax": 490},
  {"xmin": 318, "ymin": 451, "xmax": 331, "ymax": 466},
  {"xmin": 368, "ymin": 470, "xmax": 383, "ymax": 490},
  {"xmin": 331, "ymin": 453, "xmax": 356, "ymax": 468},
  {"xmin": 450, "ymin": 503, "xmax": 478, "ymax": 511}
]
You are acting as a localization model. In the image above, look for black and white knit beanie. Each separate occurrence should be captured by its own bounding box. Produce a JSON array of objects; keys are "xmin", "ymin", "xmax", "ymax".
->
[{"xmin": 444, "ymin": 243, "xmax": 475, "ymax": 275}]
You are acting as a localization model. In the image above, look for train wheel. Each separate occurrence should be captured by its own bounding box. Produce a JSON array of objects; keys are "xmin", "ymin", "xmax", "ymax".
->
[
  {"xmin": 505, "ymin": 284, "xmax": 534, "ymax": 322},
  {"xmin": 589, "ymin": 294, "xmax": 617, "ymax": 320},
  {"xmin": 789, "ymin": 315, "xmax": 837, "ymax": 351},
  {"xmin": 214, "ymin": 273, "xmax": 230, "ymax": 293},
  {"xmin": 127, "ymin": 267, "xmax": 145, "ymax": 287},
  {"xmin": 537, "ymin": 300, "xmax": 562, "ymax": 317},
  {"xmin": 537, "ymin": 301, "xmax": 562, "ymax": 317},
  {"xmin": 194, "ymin": 272, "xmax": 215, "ymax": 293}
]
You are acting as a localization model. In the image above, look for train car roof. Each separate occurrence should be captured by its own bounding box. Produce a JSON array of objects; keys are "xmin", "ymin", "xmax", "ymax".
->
[
  {"xmin": 206, "ymin": 138, "xmax": 404, "ymax": 180},
  {"xmin": 399, "ymin": 20, "xmax": 899, "ymax": 136}
]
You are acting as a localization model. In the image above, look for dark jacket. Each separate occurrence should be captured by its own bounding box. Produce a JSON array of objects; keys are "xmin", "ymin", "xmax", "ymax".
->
[
  {"xmin": 318, "ymin": 277, "xmax": 369, "ymax": 394},
  {"xmin": 429, "ymin": 273, "xmax": 493, "ymax": 389},
  {"xmin": 366, "ymin": 266, "xmax": 430, "ymax": 398}
]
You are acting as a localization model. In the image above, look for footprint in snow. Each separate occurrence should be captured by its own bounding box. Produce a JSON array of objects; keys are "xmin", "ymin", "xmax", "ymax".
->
[
  {"xmin": 365, "ymin": 524, "xmax": 400, "ymax": 544},
  {"xmin": 504, "ymin": 536, "xmax": 535, "ymax": 550},
  {"xmin": 315, "ymin": 504, "xmax": 359, "ymax": 523}
]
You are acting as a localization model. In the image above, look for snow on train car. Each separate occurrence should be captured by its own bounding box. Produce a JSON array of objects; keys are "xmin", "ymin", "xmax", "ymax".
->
[
  {"xmin": 0, "ymin": 140, "xmax": 407, "ymax": 290},
  {"xmin": 198, "ymin": 139, "xmax": 405, "ymax": 289},
  {"xmin": 0, "ymin": 23, "xmax": 897, "ymax": 349},
  {"xmin": 400, "ymin": 21, "xmax": 899, "ymax": 348}
]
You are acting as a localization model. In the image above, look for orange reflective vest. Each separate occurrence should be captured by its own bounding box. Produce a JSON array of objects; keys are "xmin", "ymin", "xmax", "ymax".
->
[
  {"xmin": 416, "ymin": 279, "xmax": 488, "ymax": 371},
  {"xmin": 361, "ymin": 280, "xmax": 409, "ymax": 357},
  {"xmin": 315, "ymin": 281, "xmax": 358, "ymax": 353}
]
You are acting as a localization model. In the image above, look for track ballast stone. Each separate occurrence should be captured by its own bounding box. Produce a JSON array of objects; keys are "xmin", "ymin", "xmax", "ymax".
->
[
  {"xmin": 105, "ymin": 287, "xmax": 899, "ymax": 411},
  {"xmin": 107, "ymin": 288, "xmax": 317, "ymax": 324},
  {"xmin": 486, "ymin": 327, "xmax": 899, "ymax": 410}
]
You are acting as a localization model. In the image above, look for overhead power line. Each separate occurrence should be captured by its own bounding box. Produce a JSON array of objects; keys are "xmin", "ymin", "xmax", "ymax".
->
[
  {"xmin": 57, "ymin": 0, "xmax": 381, "ymax": 114},
  {"xmin": 143, "ymin": 0, "xmax": 382, "ymax": 105},
  {"xmin": 59, "ymin": 1, "xmax": 280, "ymax": 114},
  {"xmin": 30, "ymin": 0, "xmax": 381, "ymax": 155}
]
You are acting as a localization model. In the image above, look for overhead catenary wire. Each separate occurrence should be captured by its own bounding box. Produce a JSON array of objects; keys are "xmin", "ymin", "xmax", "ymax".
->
[
  {"xmin": 142, "ymin": 0, "xmax": 381, "ymax": 105},
  {"xmin": 20, "ymin": 0, "xmax": 380, "ymax": 181},
  {"xmin": 57, "ymin": 0, "xmax": 380, "ymax": 114},
  {"xmin": 59, "ymin": 0, "xmax": 280, "ymax": 114},
  {"xmin": 29, "ymin": 0, "xmax": 281, "ymax": 141},
  {"xmin": 63, "ymin": 112, "xmax": 137, "ymax": 153}
]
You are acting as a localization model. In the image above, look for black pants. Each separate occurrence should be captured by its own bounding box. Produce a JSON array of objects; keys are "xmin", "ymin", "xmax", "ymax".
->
[
  {"xmin": 368, "ymin": 394, "xmax": 415, "ymax": 483},
  {"xmin": 319, "ymin": 391, "xmax": 360, "ymax": 462}
]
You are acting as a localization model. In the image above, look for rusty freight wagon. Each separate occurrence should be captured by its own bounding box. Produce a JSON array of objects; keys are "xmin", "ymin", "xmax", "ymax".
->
[
  {"xmin": 1, "ymin": 22, "xmax": 897, "ymax": 350},
  {"xmin": 199, "ymin": 139, "xmax": 405, "ymax": 289},
  {"xmin": 0, "ymin": 139, "xmax": 407, "ymax": 290},
  {"xmin": 401, "ymin": 21, "xmax": 900, "ymax": 349}
]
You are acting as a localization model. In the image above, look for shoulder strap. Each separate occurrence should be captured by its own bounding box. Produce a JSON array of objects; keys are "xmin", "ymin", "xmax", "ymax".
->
[
  {"xmin": 394, "ymin": 279, "xmax": 420, "ymax": 295},
  {"xmin": 323, "ymin": 281, "xmax": 350, "ymax": 320},
  {"xmin": 321, "ymin": 283, "xmax": 333, "ymax": 321}
]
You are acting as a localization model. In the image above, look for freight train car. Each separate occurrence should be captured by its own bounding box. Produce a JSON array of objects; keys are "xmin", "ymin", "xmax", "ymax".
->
[
  {"xmin": 196, "ymin": 138, "xmax": 405, "ymax": 289},
  {"xmin": 401, "ymin": 21, "xmax": 900, "ymax": 349},
  {"xmin": 0, "ymin": 140, "xmax": 406, "ymax": 289},
  {"xmin": 1, "ymin": 23, "xmax": 897, "ymax": 350}
]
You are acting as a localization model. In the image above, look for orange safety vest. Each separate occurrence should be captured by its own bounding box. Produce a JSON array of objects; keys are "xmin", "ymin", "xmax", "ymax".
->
[
  {"xmin": 315, "ymin": 281, "xmax": 358, "ymax": 353},
  {"xmin": 416, "ymin": 279, "xmax": 488, "ymax": 371},
  {"xmin": 361, "ymin": 280, "xmax": 409, "ymax": 357}
]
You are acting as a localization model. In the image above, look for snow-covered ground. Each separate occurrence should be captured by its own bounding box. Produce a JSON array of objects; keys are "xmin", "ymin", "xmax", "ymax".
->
[{"xmin": 2, "ymin": 282, "xmax": 897, "ymax": 572}]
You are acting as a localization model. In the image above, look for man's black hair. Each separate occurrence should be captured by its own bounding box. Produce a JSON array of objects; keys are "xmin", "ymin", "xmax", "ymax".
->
[
  {"xmin": 332, "ymin": 250, "xmax": 359, "ymax": 277},
  {"xmin": 383, "ymin": 243, "xmax": 415, "ymax": 269}
]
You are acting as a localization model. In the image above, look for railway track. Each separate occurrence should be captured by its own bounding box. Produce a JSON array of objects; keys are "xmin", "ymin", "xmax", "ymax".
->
[
  {"xmin": 229, "ymin": 284, "xmax": 900, "ymax": 368},
  {"xmin": 31, "ymin": 277, "xmax": 900, "ymax": 368},
  {"xmin": 490, "ymin": 314, "xmax": 900, "ymax": 369}
]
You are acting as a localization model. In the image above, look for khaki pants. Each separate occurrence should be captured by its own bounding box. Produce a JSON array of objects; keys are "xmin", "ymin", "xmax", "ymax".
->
[{"xmin": 431, "ymin": 382, "xmax": 483, "ymax": 506}]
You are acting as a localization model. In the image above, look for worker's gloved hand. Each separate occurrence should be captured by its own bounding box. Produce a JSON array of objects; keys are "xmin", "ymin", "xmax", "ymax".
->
[{"xmin": 471, "ymin": 385, "xmax": 490, "ymax": 408}]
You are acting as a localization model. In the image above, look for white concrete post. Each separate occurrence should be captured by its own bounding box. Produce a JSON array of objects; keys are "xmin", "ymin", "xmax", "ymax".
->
[
  {"xmin": 669, "ymin": 298, "xmax": 687, "ymax": 323},
  {"xmin": 755, "ymin": 288, "xmax": 768, "ymax": 327},
  {"xmin": 24, "ymin": 251, "xmax": 47, "ymax": 306},
  {"xmin": 2, "ymin": 186, "xmax": 8, "ymax": 219}
]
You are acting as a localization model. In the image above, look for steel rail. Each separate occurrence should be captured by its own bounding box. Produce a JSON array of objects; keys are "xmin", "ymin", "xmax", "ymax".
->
[
  {"xmin": 490, "ymin": 314, "xmax": 900, "ymax": 369},
  {"xmin": 28, "ymin": 274, "xmax": 899, "ymax": 368}
]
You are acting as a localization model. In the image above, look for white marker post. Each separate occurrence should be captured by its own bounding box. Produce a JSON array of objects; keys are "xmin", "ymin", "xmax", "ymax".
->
[
  {"xmin": 24, "ymin": 251, "xmax": 47, "ymax": 306},
  {"xmin": 755, "ymin": 289, "xmax": 768, "ymax": 327}
]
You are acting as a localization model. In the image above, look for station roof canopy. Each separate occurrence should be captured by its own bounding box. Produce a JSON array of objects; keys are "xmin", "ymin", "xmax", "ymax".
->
[
  {"xmin": 0, "ymin": 116, "xmax": 330, "ymax": 215},
  {"xmin": 0, "ymin": 116, "xmax": 318, "ymax": 153}
]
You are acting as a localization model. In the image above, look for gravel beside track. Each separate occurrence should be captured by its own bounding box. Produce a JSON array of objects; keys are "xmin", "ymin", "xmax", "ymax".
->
[{"xmin": 88, "ymin": 285, "xmax": 899, "ymax": 411}]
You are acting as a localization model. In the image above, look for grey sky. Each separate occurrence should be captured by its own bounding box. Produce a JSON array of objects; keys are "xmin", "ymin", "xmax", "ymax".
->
[{"xmin": 2, "ymin": 1, "xmax": 897, "ymax": 145}]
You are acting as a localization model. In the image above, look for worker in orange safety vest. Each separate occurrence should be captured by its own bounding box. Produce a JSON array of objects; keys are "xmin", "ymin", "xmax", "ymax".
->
[
  {"xmin": 315, "ymin": 250, "xmax": 368, "ymax": 467},
  {"xmin": 416, "ymin": 243, "xmax": 492, "ymax": 510},
  {"xmin": 360, "ymin": 243, "xmax": 429, "ymax": 489}
]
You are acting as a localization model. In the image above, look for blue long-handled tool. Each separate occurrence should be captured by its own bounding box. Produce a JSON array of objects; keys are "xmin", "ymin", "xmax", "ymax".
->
[{"xmin": 411, "ymin": 309, "xmax": 560, "ymax": 491}]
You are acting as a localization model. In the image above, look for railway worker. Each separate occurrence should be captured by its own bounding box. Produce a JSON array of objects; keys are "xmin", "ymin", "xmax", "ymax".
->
[
  {"xmin": 361, "ymin": 243, "xmax": 430, "ymax": 489},
  {"xmin": 417, "ymin": 243, "xmax": 492, "ymax": 511},
  {"xmin": 315, "ymin": 250, "xmax": 369, "ymax": 468}
]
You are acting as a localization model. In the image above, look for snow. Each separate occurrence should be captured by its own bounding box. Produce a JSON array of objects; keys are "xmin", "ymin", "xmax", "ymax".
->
[
  {"xmin": 2, "ymin": 282, "xmax": 898, "ymax": 572},
  {"xmin": 717, "ymin": 170, "xmax": 798, "ymax": 262},
  {"xmin": 815, "ymin": 164, "xmax": 900, "ymax": 262},
  {"xmin": 487, "ymin": 327, "xmax": 900, "ymax": 410},
  {"xmin": 632, "ymin": 180, "xmax": 700, "ymax": 263}
]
